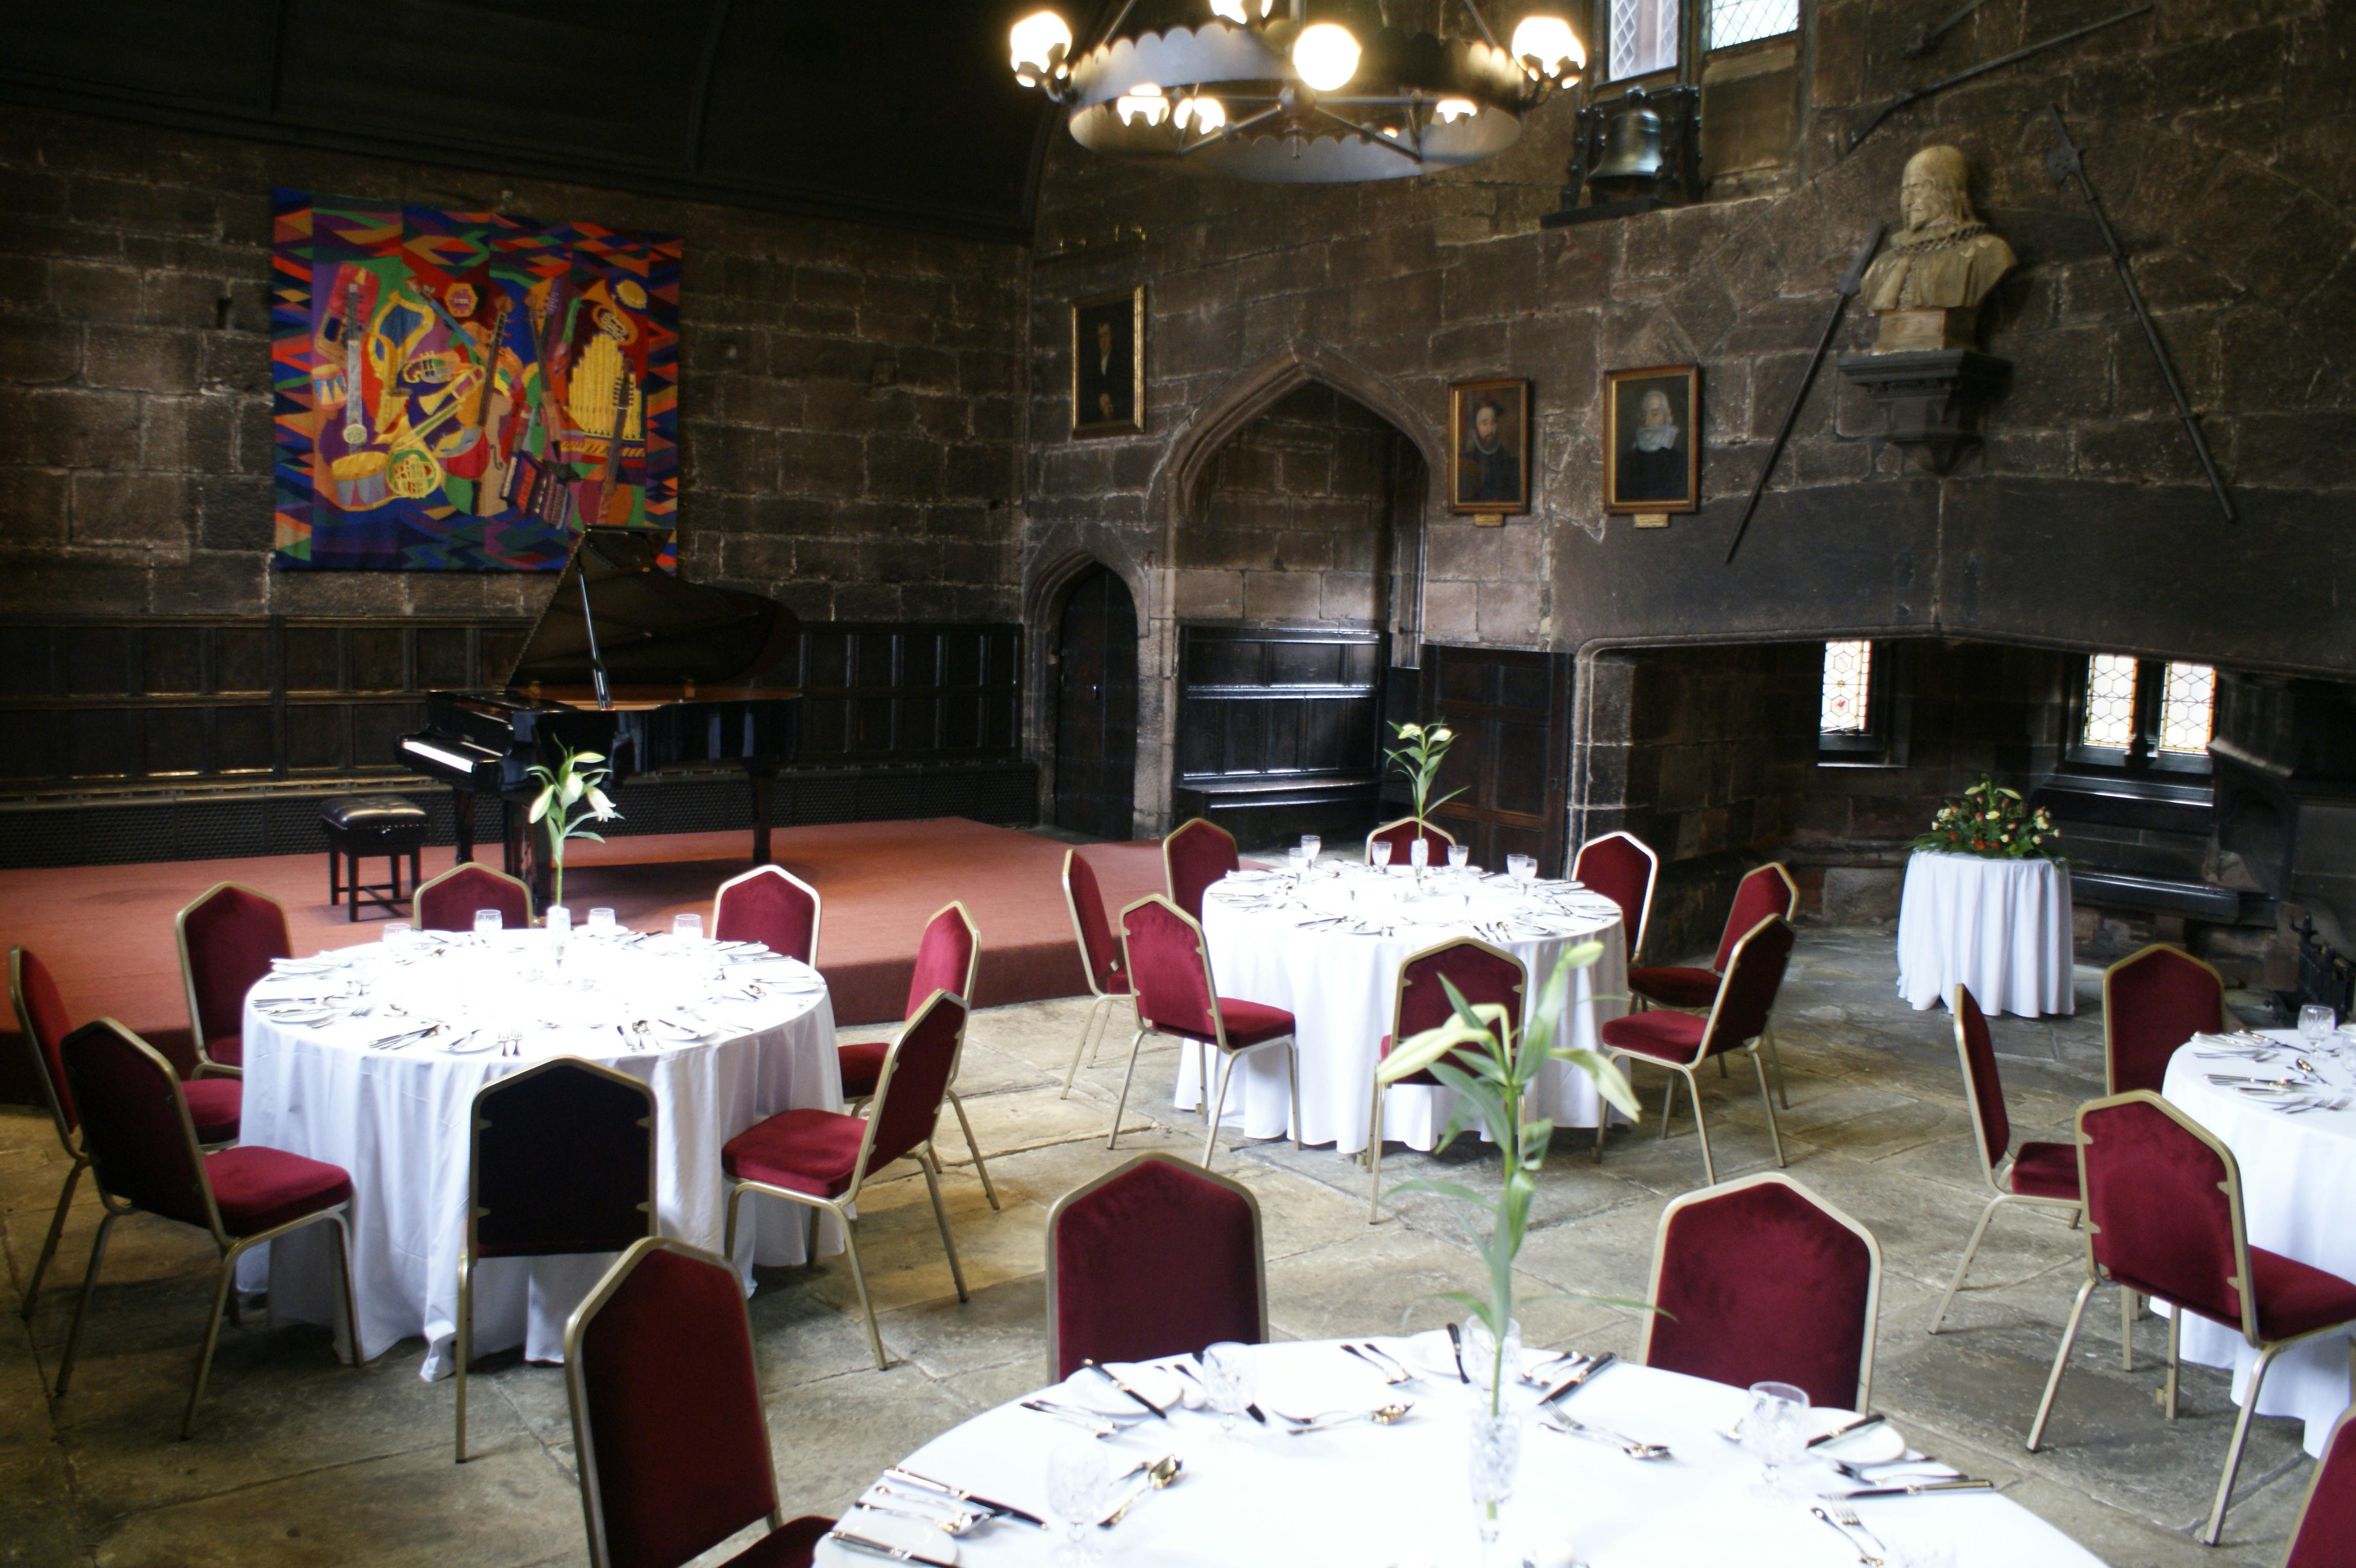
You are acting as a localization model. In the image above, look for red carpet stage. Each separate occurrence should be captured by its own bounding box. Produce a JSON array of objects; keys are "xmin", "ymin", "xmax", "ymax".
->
[{"xmin": 0, "ymin": 818, "xmax": 1166, "ymax": 1092}]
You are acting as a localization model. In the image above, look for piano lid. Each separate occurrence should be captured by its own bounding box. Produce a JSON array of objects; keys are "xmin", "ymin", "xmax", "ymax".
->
[{"xmin": 505, "ymin": 527, "xmax": 799, "ymax": 691}]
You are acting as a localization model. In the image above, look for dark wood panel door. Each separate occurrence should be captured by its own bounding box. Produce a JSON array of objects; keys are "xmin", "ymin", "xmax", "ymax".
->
[
  {"xmin": 1054, "ymin": 565, "xmax": 1138, "ymax": 839},
  {"xmin": 1424, "ymin": 644, "xmax": 1573, "ymax": 874}
]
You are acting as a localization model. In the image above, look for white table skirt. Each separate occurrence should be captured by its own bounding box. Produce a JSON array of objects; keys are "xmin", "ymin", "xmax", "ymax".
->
[
  {"xmin": 1896, "ymin": 850, "xmax": 2075, "ymax": 1017},
  {"xmin": 2162, "ymin": 1030, "xmax": 2356, "ymax": 1458},
  {"xmin": 1193, "ymin": 867, "xmax": 1629, "ymax": 1153},
  {"xmin": 813, "ymin": 1339, "xmax": 2105, "ymax": 1568},
  {"xmin": 236, "ymin": 929, "xmax": 843, "ymax": 1379}
]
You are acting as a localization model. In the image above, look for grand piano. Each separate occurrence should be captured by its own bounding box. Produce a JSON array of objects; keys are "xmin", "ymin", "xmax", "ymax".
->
[{"xmin": 397, "ymin": 527, "xmax": 800, "ymax": 900}]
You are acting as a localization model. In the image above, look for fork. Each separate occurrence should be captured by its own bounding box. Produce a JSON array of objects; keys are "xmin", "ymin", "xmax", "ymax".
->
[
  {"xmin": 1809, "ymin": 1505, "xmax": 1883, "ymax": 1565},
  {"xmin": 1537, "ymin": 1409, "xmax": 1670, "ymax": 1460},
  {"xmin": 1825, "ymin": 1502, "xmax": 1892, "ymax": 1561}
]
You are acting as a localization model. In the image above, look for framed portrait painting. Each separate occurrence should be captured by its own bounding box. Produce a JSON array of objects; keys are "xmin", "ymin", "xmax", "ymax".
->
[
  {"xmin": 1071, "ymin": 287, "xmax": 1145, "ymax": 438},
  {"xmin": 1449, "ymin": 378, "xmax": 1529, "ymax": 517},
  {"xmin": 1604, "ymin": 364, "xmax": 1700, "ymax": 514}
]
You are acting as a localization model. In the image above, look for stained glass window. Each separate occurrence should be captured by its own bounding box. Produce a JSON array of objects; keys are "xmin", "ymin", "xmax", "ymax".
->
[
  {"xmin": 2082, "ymin": 654, "xmax": 2138, "ymax": 749},
  {"xmin": 1820, "ymin": 640, "xmax": 1872, "ymax": 734},
  {"xmin": 1611, "ymin": 0, "xmax": 1682, "ymax": 79},
  {"xmin": 2158, "ymin": 661, "xmax": 2217, "ymax": 754},
  {"xmin": 1709, "ymin": 0, "xmax": 1797, "ymax": 49}
]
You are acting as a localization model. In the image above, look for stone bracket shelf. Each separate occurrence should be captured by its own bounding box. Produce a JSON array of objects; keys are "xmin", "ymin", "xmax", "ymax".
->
[{"xmin": 1834, "ymin": 349, "xmax": 2012, "ymax": 474}]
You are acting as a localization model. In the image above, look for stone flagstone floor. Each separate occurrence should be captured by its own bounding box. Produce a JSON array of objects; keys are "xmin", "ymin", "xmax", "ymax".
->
[{"xmin": 0, "ymin": 928, "xmax": 2328, "ymax": 1566}]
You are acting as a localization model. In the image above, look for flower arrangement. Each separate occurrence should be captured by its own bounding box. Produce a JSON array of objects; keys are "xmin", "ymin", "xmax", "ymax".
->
[
  {"xmin": 525, "ymin": 742, "xmax": 620, "ymax": 910},
  {"xmin": 1913, "ymin": 776, "xmax": 2061, "ymax": 860},
  {"xmin": 1383, "ymin": 719, "xmax": 1464, "ymax": 847}
]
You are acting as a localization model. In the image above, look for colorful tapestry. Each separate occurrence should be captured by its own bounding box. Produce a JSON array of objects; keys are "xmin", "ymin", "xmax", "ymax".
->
[{"xmin": 270, "ymin": 189, "xmax": 681, "ymax": 571}]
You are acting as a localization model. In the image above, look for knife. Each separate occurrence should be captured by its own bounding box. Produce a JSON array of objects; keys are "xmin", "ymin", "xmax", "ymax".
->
[
  {"xmin": 1444, "ymin": 1323, "xmax": 1470, "ymax": 1384},
  {"xmin": 1083, "ymin": 1359, "xmax": 1168, "ymax": 1420},
  {"xmin": 880, "ymin": 1467, "xmax": 1046, "ymax": 1527},
  {"xmin": 1539, "ymin": 1351, "xmax": 1617, "ymax": 1405},
  {"xmin": 1834, "ymin": 1478, "xmax": 1994, "ymax": 1499},
  {"xmin": 1805, "ymin": 1412, "xmax": 1887, "ymax": 1449},
  {"xmin": 827, "ymin": 1529, "xmax": 961, "ymax": 1568}
]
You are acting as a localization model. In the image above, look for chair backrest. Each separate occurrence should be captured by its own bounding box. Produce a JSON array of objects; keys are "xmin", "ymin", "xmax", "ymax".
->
[
  {"xmin": 1163, "ymin": 817, "xmax": 1239, "ymax": 922},
  {"xmin": 1366, "ymin": 816, "xmax": 1457, "ymax": 865},
  {"xmin": 1696, "ymin": 915, "xmax": 1795, "ymax": 1061},
  {"xmin": 1573, "ymin": 831, "xmax": 1658, "ymax": 962},
  {"xmin": 415, "ymin": 863, "xmax": 535, "ymax": 933},
  {"xmin": 1712, "ymin": 864, "xmax": 1797, "ymax": 974},
  {"xmin": 472, "ymin": 1060, "xmax": 656, "ymax": 1261},
  {"xmin": 565, "ymin": 1238, "xmax": 781, "ymax": 1568},
  {"xmin": 1643, "ymin": 1171, "xmax": 1881, "ymax": 1411},
  {"xmin": 2102, "ymin": 943, "xmax": 2224, "ymax": 1095},
  {"xmin": 1063, "ymin": 849, "xmax": 1126, "ymax": 999},
  {"xmin": 1951, "ymin": 983, "xmax": 2012, "ymax": 1180},
  {"xmin": 904, "ymin": 901, "xmax": 979, "ymax": 1022},
  {"xmin": 57, "ymin": 1019, "xmax": 216, "ymax": 1237},
  {"xmin": 1393, "ymin": 937, "xmax": 1526, "ymax": 1048},
  {"xmin": 710, "ymin": 864, "xmax": 820, "ymax": 966},
  {"xmin": 12, "ymin": 946, "xmax": 77, "ymax": 1144},
  {"xmin": 863, "ymin": 990, "xmax": 970, "ymax": 1177},
  {"xmin": 176, "ymin": 881, "xmax": 289, "ymax": 1051},
  {"xmin": 1046, "ymin": 1153, "xmax": 1266, "ymax": 1380},
  {"xmin": 1118, "ymin": 894, "xmax": 1223, "ymax": 1044},
  {"xmin": 2075, "ymin": 1091, "xmax": 2253, "ymax": 1341},
  {"xmin": 2286, "ymin": 1406, "xmax": 2356, "ymax": 1568}
]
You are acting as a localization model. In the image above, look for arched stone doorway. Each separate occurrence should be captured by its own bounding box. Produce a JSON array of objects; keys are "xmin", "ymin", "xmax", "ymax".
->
[{"xmin": 1051, "ymin": 562, "xmax": 1139, "ymax": 839}]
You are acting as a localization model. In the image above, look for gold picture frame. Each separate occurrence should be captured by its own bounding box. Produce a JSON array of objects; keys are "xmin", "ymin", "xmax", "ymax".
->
[
  {"xmin": 1448, "ymin": 378, "xmax": 1530, "ymax": 517},
  {"xmin": 1070, "ymin": 287, "xmax": 1145, "ymax": 439},
  {"xmin": 1604, "ymin": 364, "xmax": 1701, "ymax": 514}
]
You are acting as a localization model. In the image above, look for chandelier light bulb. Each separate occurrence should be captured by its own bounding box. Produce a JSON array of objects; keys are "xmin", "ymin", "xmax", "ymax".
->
[
  {"xmin": 1116, "ymin": 83, "xmax": 1171, "ymax": 126},
  {"xmin": 1433, "ymin": 96, "xmax": 1478, "ymax": 123},
  {"xmin": 1009, "ymin": 10, "xmax": 1072, "ymax": 83},
  {"xmin": 1207, "ymin": 0, "xmax": 1272, "ymax": 21},
  {"xmin": 1292, "ymin": 22, "xmax": 1361, "ymax": 91},
  {"xmin": 1508, "ymin": 14, "xmax": 1583, "ymax": 80},
  {"xmin": 1176, "ymin": 94, "xmax": 1227, "ymax": 134}
]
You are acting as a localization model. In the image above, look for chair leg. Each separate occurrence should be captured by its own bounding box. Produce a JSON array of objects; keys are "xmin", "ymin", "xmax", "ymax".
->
[
  {"xmin": 182, "ymin": 1249, "xmax": 242, "ymax": 1439},
  {"xmin": 1367, "ymin": 1076, "xmax": 1386, "ymax": 1224},
  {"xmin": 917, "ymin": 1151, "xmax": 969, "ymax": 1303},
  {"xmin": 1595, "ymin": 1055, "xmax": 1621, "ymax": 1164},
  {"xmin": 21, "ymin": 1159, "xmax": 84, "ymax": 1320},
  {"xmin": 328, "ymin": 846, "xmax": 340, "ymax": 906},
  {"xmin": 2203, "ymin": 1341, "xmax": 2287, "ymax": 1546},
  {"xmin": 1686, "ymin": 1072, "xmax": 1718, "ymax": 1186},
  {"xmin": 723, "ymin": 1182, "xmax": 747, "ymax": 1261},
  {"xmin": 945, "ymin": 1091, "xmax": 1000, "ymax": 1212},
  {"xmin": 1202, "ymin": 1051, "xmax": 1241, "ymax": 1167},
  {"xmin": 455, "ymin": 1252, "xmax": 473, "ymax": 1463},
  {"xmin": 1750, "ymin": 1048, "xmax": 1785, "ymax": 1169},
  {"xmin": 2121, "ymin": 1288, "xmax": 2137, "ymax": 1372},
  {"xmin": 1106, "ymin": 1030, "xmax": 1148, "ymax": 1150},
  {"xmin": 2027, "ymin": 1276, "xmax": 2097, "ymax": 1451},
  {"xmin": 1659, "ymin": 1073, "xmax": 1678, "ymax": 1139},
  {"xmin": 837, "ymin": 1212, "xmax": 887, "ymax": 1371},
  {"xmin": 1060, "ymin": 996, "xmax": 1105, "ymax": 1098},
  {"xmin": 54, "ymin": 1208, "xmax": 117, "ymax": 1397},
  {"xmin": 329, "ymin": 1214, "xmax": 360, "ymax": 1369},
  {"xmin": 1285, "ymin": 1041, "xmax": 1302, "ymax": 1152},
  {"xmin": 2165, "ymin": 1308, "xmax": 2182, "ymax": 1421},
  {"xmin": 1761, "ymin": 1021, "xmax": 1792, "ymax": 1109},
  {"xmin": 1929, "ymin": 1195, "xmax": 2004, "ymax": 1334}
]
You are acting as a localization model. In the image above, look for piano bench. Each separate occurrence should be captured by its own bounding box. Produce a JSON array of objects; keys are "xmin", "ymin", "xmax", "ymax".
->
[{"xmin": 320, "ymin": 795, "xmax": 429, "ymax": 922}]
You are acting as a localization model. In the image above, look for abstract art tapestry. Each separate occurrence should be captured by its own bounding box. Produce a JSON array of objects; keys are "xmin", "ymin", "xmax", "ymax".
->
[{"xmin": 270, "ymin": 189, "xmax": 681, "ymax": 571}]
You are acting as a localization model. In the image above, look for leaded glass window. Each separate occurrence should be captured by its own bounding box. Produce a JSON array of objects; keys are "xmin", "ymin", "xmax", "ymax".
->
[
  {"xmin": 1611, "ymin": 0, "xmax": 1682, "ymax": 79},
  {"xmin": 2082, "ymin": 654, "xmax": 2139, "ymax": 749},
  {"xmin": 2157, "ymin": 661, "xmax": 2217, "ymax": 754},
  {"xmin": 1709, "ymin": 0, "xmax": 1797, "ymax": 49},
  {"xmin": 1820, "ymin": 640, "xmax": 1872, "ymax": 734}
]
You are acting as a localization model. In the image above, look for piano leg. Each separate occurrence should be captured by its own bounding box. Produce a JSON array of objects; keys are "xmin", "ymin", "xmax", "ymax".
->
[
  {"xmin": 452, "ymin": 790, "xmax": 477, "ymax": 865},
  {"xmin": 749, "ymin": 769, "xmax": 776, "ymax": 866}
]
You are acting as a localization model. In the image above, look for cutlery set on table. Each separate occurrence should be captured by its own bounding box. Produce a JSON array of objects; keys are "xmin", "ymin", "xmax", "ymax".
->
[{"xmin": 2193, "ymin": 1030, "xmax": 2353, "ymax": 1113}]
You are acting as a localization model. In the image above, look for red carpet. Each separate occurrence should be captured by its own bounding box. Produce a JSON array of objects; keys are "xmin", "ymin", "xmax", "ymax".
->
[{"xmin": 0, "ymin": 819, "xmax": 1168, "ymax": 1096}]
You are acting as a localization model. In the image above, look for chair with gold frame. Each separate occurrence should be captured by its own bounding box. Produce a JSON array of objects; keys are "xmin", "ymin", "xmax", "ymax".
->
[
  {"xmin": 1365, "ymin": 936, "xmax": 1526, "ymax": 1224},
  {"xmin": 175, "ymin": 881, "xmax": 291, "ymax": 1078},
  {"xmin": 1163, "ymin": 816, "xmax": 1240, "ymax": 922},
  {"xmin": 2283, "ymin": 1404, "xmax": 2356, "ymax": 1568},
  {"xmin": 1627, "ymin": 862, "xmax": 1798, "ymax": 1106},
  {"xmin": 1045, "ymin": 1152, "xmax": 1266, "ymax": 1381},
  {"xmin": 414, "ymin": 861, "xmax": 535, "ymax": 932},
  {"xmin": 710, "ymin": 863, "xmax": 821, "ymax": 965},
  {"xmin": 1058, "ymin": 848, "xmax": 1131, "ymax": 1096},
  {"xmin": 837, "ymin": 900, "xmax": 998, "ymax": 1211},
  {"xmin": 1571, "ymin": 830, "xmax": 1659, "ymax": 965}
]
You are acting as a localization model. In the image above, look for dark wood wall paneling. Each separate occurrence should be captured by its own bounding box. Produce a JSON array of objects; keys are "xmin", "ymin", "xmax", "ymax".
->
[
  {"xmin": 1422, "ymin": 644, "xmax": 1573, "ymax": 875},
  {"xmin": 790, "ymin": 622, "xmax": 1024, "ymax": 765},
  {"xmin": 1171, "ymin": 624, "xmax": 1387, "ymax": 846}
]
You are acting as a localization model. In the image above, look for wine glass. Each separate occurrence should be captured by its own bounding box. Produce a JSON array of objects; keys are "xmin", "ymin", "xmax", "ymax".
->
[
  {"xmin": 1448, "ymin": 844, "xmax": 1470, "ymax": 873},
  {"xmin": 1045, "ymin": 1441, "xmax": 1110, "ymax": 1565},
  {"xmin": 1372, "ymin": 839, "xmax": 1394, "ymax": 870},
  {"xmin": 1301, "ymin": 834, "xmax": 1322, "ymax": 864},
  {"xmin": 1742, "ymin": 1381, "xmax": 1810, "ymax": 1496},
  {"xmin": 382, "ymin": 921, "xmax": 413, "ymax": 958},
  {"xmin": 474, "ymin": 909, "xmax": 502, "ymax": 937},
  {"xmin": 2300, "ymin": 1004, "xmax": 2336, "ymax": 1053},
  {"xmin": 672, "ymin": 912, "xmax": 704, "ymax": 942},
  {"xmin": 1203, "ymin": 1341, "xmax": 1256, "ymax": 1439},
  {"xmin": 586, "ymin": 907, "xmax": 616, "ymax": 935},
  {"xmin": 544, "ymin": 905, "xmax": 573, "ymax": 937}
]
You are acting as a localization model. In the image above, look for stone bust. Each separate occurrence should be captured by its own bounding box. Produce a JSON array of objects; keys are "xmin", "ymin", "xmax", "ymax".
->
[{"xmin": 1861, "ymin": 145, "xmax": 2016, "ymax": 350}]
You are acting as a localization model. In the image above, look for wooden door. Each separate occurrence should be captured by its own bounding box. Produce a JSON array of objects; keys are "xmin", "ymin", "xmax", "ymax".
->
[
  {"xmin": 1424, "ymin": 644, "xmax": 1572, "ymax": 874},
  {"xmin": 1053, "ymin": 565, "xmax": 1138, "ymax": 839}
]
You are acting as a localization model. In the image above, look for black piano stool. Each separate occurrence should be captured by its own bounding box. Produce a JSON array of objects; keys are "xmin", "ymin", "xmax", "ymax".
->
[{"xmin": 320, "ymin": 795, "xmax": 428, "ymax": 921}]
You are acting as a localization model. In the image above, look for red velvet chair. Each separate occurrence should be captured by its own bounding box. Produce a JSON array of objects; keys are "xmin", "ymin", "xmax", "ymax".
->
[
  {"xmin": 721, "ymin": 991, "xmax": 973, "ymax": 1370},
  {"xmin": 175, "ymin": 881, "xmax": 291, "ymax": 1077},
  {"xmin": 1596, "ymin": 914, "xmax": 1794, "ymax": 1187},
  {"xmin": 53, "ymin": 1018, "xmax": 358, "ymax": 1438},
  {"xmin": 1642, "ymin": 1171, "xmax": 1881, "ymax": 1412},
  {"xmin": 1059, "ymin": 849, "xmax": 1131, "ymax": 1097},
  {"xmin": 1366, "ymin": 816, "xmax": 1456, "ymax": 867},
  {"xmin": 2028, "ymin": 1091, "xmax": 2356, "ymax": 1545},
  {"xmin": 1572, "ymin": 830, "xmax": 1658, "ymax": 964},
  {"xmin": 457, "ymin": 1057, "xmax": 656, "ymax": 1464},
  {"xmin": 2102, "ymin": 942, "xmax": 2224, "ymax": 1095},
  {"xmin": 2285, "ymin": 1405, "xmax": 2356, "ymax": 1568},
  {"xmin": 837, "ymin": 900, "xmax": 998, "ymax": 1212},
  {"xmin": 1046, "ymin": 1153, "xmax": 1266, "ymax": 1380},
  {"xmin": 710, "ymin": 863, "xmax": 821, "ymax": 965},
  {"xmin": 12, "ymin": 948, "xmax": 240, "ymax": 1321},
  {"xmin": 414, "ymin": 861, "xmax": 535, "ymax": 933},
  {"xmin": 1164, "ymin": 816, "xmax": 1240, "ymax": 921},
  {"xmin": 1627, "ymin": 862, "xmax": 1797, "ymax": 1106},
  {"xmin": 1366, "ymin": 937, "xmax": 1526, "ymax": 1223},
  {"xmin": 563, "ymin": 1237, "xmax": 835, "ymax": 1568},
  {"xmin": 1928, "ymin": 983, "xmax": 2083, "ymax": 1335},
  {"xmin": 1110, "ymin": 894, "xmax": 1300, "ymax": 1168}
]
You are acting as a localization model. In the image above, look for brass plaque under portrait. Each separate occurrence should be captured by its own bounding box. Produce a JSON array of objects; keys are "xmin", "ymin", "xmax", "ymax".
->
[
  {"xmin": 1448, "ymin": 378, "xmax": 1530, "ymax": 516},
  {"xmin": 1604, "ymin": 364, "xmax": 1700, "ymax": 514},
  {"xmin": 1070, "ymin": 287, "xmax": 1145, "ymax": 439}
]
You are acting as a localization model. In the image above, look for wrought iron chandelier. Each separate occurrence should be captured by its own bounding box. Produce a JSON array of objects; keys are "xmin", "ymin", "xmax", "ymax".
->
[{"xmin": 1008, "ymin": 2, "xmax": 1585, "ymax": 182}]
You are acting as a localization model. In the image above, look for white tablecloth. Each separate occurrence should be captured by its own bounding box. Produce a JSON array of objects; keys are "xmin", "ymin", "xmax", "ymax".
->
[
  {"xmin": 2161, "ymin": 1028, "xmax": 2356, "ymax": 1458},
  {"xmin": 813, "ymin": 1338, "xmax": 2106, "ymax": 1568},
  {"xmin": 1194, "ymin": 866, "xmax": 1628, "ymax": 1153},
  {"xmin": 237, "ymin": 928, "xmax": 842, "ymax": 1380},
  {"xmin": 1896, "ymin": 851, "xmax": 2075, "ymax": 1017}
]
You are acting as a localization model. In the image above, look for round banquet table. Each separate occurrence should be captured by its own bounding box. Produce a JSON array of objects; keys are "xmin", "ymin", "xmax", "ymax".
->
[
  {"xmin": 2161, "ymin": 1027, "xmax": 2356, "ymax": 1458},
  {"xmin": 812, "ymin": 1336, "xmax": 2107, "ymax": 1567},
  {"xmin": 1895, "ymin": 850, "xmax": 2075, "ymax": 1018},
  {"xmin": 1195, "ymin": 864, "xmax": 1628, "ymax": 1154},
  {"xmin": 235, "ymin": 927, "xmax": 843, "ymax": 1381}
]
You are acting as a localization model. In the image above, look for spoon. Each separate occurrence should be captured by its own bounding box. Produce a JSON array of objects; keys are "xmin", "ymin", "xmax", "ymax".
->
[
  {"xmin": 1096, "ymin": 1455, "xmax": 1183, "ymax": 1527},
  {"xmin": 856, "ymin": 1497, "xmax": 985, "ymax": 1536},
  {"xmin": 1539, "ymin": 1410, "xmax": 1671, "ymax": 1460},
  {"xmin": 1277, "ymin": 1403, "xmax": 1412, "ymax": 1434}
]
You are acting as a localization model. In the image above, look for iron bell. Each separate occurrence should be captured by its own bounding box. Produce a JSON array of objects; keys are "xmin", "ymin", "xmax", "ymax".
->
[{"xmin": 1587, "ymin": 92, "xmax": 1667, "ymax": 195}]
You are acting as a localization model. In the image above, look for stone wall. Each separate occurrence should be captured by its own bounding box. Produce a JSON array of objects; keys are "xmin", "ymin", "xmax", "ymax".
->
[{"xmin": 0, "ymin": 107, "xmax": 1028, "ymax": 624}]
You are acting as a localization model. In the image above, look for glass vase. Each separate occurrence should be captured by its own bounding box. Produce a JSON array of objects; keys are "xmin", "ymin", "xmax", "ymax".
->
[
  {"xmin": 1410, "ymin": 836, "xmax": 1430, "ymax": 869},
  {"xmin": 1467, "ymin": 1409, "xmax": 1522, "ymax": 1558},
  {"xmin": 1462, "ymin": 1316, "xmax": 1522, "ymax": 1397}
]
